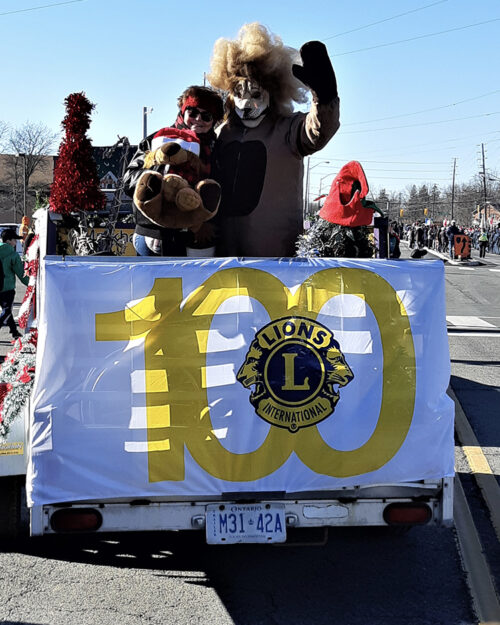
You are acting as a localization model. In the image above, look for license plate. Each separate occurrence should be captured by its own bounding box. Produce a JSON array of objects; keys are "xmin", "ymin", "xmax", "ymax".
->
[{"xmin": 206, "ymin": 503, "xmax": 286, "ymax": 544}]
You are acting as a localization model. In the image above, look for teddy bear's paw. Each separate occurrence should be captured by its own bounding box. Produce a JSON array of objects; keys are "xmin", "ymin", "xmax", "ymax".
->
[
  {"xmin": 134, "ymin": 171, "xmax": 163, "ymax": 206},
  {"xmin": 163, "ymin": 174, "xmax": 188, "ymax": 202},
  {"xmin": 156, "ymin": 142, "xmax": 188, "ymax": 165},
  {"xmin": 133, "ymin": 171, "xmax": 167, "ymax": 227},
  {"xmin": 176, "ymin": 188, "xmax": 201, "ymax": 212},
  {"xmin": 196, "ymin": 179, "xmax": 221, "ymax": 215}
]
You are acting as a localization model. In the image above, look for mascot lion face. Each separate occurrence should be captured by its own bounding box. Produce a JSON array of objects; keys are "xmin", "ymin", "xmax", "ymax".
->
[{"xmin": 232, "ymin": 79, "xmax": 270, "ymax": 123}]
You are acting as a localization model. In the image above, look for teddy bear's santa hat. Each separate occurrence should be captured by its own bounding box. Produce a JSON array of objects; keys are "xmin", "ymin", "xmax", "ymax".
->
[{"xmin": 151, "ymin": 127, "xmax": 200, "ymax": 156}]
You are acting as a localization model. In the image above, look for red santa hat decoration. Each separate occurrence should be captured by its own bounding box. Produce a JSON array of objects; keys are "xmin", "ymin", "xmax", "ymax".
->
[
  {"xmin": 319, "ymin": 161, "xmax": 375, "ymax": 227},
  {"xmin": 150, "ymin": 127, "xmax": 201, "ymax": 156}
]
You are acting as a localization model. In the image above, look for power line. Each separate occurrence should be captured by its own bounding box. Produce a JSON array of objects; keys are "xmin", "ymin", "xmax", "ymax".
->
[
  {"xmin": 343, "ymin": 90, "xmax": 500, "ymax": 126},
  {"xmin": 343, "ymin": 132, "xmax": 500, "ymax": 158},
  {"xmin": 323, "ymin": 0, "xmax": 449, "ymax": 40},
  {"xmin": 341, "ymin": 111, "xmax": 500, "ymax": 134},
  {"xmin": 365, "ymin": 176, "xmax": 451, "ymax": 181},
  {"xmin": 310, "ymin": 158, "xmax": 450, "ymax": 165},
  {"xmin": 0, "ymin": 0, "xmax": 84, "ymax": 17},
  {"xmin": 359, "ymin": 168, "xmax": 451, "ymax": 173},
  {"xmin": 332, "ymin": 18, "xmax": 500, "ymax": 56}
]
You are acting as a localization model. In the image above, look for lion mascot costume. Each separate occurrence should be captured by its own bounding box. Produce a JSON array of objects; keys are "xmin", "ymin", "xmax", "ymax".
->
[{"xmin": 207, "ymin": 22, "xmax": 340, "ymax": 257}]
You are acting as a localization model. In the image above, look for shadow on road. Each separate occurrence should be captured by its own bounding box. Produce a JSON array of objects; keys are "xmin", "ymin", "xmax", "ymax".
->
[
  {"xmin": 451, "ymin": 374, "xmax": 500, "ymax": 447},
  {"xmin": 1, "ymin": 526, "xmax": 473, "ymax": 625}
]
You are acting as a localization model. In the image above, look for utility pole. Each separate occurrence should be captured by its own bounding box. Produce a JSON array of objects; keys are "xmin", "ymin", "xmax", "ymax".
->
[
  {"xmin": 143, "ymin": 107, "xmax": 153, "ymax": 140},
  {"xmin": 480, "ymin": 143, "xmax": 488, "ymax": 224},
  {"xmin": 303, "ymin": 156, "xmax": 311, "ymax": 222},
  {"xmin": 451, "ymin": 158, "xmax": 456, "ymax": 221},
  {"xmin": 16, "ymin": 152, "xmax": 27, "ymax": 219}
]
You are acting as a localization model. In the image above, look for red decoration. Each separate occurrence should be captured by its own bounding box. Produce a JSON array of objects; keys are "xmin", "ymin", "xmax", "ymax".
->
[
  {"xmin": 0, "ymin": 382, "xmax": 12, "ymax": 421},
  {"xmin": 319, "ymin": 161, "xmax": 372, "ymax": 227},
  {"xmin": 17, "ymin": 366, "xmax": 32, "ymax": 384},
  {"xmin": 50, "ymin": 92, "xmax": 105, "ymax": 215}
]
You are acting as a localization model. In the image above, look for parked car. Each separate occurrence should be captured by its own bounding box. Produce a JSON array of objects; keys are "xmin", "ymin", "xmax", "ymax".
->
[{"xmin": 0, "ymin": 223, "xmax": 23, "ymax": 255}]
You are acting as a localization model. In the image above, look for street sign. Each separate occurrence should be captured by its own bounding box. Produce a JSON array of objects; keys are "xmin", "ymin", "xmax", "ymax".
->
[{"xmin": 454, "ymin": 235, "xmax": 471, "ymax": 260}]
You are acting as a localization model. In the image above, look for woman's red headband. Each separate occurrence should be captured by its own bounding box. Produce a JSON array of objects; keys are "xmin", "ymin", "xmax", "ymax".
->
[{"xmin": 181, "ymin": 95, "xmax": 219, "ymax": 118}]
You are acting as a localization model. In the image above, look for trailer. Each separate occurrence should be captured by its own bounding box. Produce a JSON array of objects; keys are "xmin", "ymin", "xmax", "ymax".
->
[{"xmin": 1, "ymin": 210, "xmax": 454, "ymax": 543}]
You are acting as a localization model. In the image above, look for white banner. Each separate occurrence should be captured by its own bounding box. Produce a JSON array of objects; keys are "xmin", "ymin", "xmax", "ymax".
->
[{"xmin": 28, "ymin": 257, "xmax": 454, "ymax": 505}]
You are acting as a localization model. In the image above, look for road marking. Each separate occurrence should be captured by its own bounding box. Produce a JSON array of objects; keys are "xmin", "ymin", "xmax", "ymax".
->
[
  {"xmin": 490, "ymin": 268, "xmax": 500, "ymax": 272},
  {"xmin": 448, "ymin": 332, "xmax": 500, "ymax": 337},
  {"xmin": 447, "ymin": 316, "xmax": 496, "ymax": 327},
  {"xmin": 458, "ymin": 267, "xmax": 475, "ymax": 271},
  {"xmin": 462, "ymin": 446, "xmax": 494, "ymax": 475}
]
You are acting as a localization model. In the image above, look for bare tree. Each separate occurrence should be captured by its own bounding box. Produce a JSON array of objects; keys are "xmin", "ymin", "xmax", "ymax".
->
[
  {"xmin": 5, "ymin": 121, "xmax": 58, "ymax": 218},
  {"xmin": 7, "ymin": 121, "xmax": 58, "ymax": 185},
  {"xmin": 0, "ymin": 121, "xmax": 9, "ymax": 149}
]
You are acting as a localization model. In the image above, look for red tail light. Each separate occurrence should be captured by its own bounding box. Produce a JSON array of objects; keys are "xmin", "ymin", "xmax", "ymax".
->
[
  {"xmin": 383, "ymin": 503, "xmax": 432, "ymax": 526},
  {"xmin": 50, "ymin": 508, "xmax": 102, "ymax": 533}
]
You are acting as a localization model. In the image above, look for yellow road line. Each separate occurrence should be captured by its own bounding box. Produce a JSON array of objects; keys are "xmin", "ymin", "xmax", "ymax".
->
[
  {"xmin": 463, "ymin": 446, "xmax": 494, "ymax": 475},
  {"xmin": 450, "ymin": 387, "xmax": 500, "ymax": 544},
  {"xmin": 454, "ymin": 478, "xmax": 500, "ymax": 624}
]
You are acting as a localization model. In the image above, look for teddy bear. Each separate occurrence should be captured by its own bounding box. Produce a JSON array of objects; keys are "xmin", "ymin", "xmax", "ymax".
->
[{"xmin": 133, "ymin": 127, "xmax": 221, "ymax": 233}]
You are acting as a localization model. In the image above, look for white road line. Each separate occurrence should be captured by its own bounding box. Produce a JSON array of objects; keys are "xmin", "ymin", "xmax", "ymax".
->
[
  {"xmin": 489, "ymin": 268, "xmax": 500, "ymax": 272},
  {"xmin": 458, "ymin": 267, "xmax": 475, "ymax": 271},
  {"xmin": 446, "ymin": 316, "xmax": 496, "ymax": 328}
]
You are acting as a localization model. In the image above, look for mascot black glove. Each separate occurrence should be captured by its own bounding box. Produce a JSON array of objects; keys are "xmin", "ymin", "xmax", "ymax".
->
[{"xmin": 292, "ymin": 41, "xmax": 338, "ymax": 104}]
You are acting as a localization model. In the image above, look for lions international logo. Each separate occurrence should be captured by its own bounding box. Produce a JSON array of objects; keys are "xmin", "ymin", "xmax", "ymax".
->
[{"xmin": 237, "ymin": 316, "xmax": 354, "ymax": 433}]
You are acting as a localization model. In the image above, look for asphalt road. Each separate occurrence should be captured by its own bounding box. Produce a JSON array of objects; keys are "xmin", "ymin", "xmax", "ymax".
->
[{"xmin": 1, "ymin": 249, "xmax": 499, "ymax": 625}]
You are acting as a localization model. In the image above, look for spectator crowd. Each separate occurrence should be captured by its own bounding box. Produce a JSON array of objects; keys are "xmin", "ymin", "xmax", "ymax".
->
[{"xmin": 399, "ymin": 220, "xmax": 500, "ymax": 259}]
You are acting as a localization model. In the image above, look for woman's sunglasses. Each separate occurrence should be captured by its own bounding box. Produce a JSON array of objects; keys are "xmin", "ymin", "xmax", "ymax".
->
[{"xmin": 185, "ymin": 106, "xmax": 213, "ymax": 122}]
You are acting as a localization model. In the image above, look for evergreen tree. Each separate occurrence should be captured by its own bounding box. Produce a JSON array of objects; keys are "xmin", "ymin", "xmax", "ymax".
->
[
  {"xmin": 50, "ymin": 92, "xmax": 105, "ymax": 215},
  {"xmin": 417, "ymin": 184, "xmax": 430, "ymax": 218},
  {"xmin": 407, "ymin": 184, "xmax": 419, "ymax": 221}
]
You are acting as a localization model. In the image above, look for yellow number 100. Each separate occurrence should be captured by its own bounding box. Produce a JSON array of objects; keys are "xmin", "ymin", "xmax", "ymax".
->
[{"xmin": 95, "ymin": 268, "xmax": 416, "ymax": 483}]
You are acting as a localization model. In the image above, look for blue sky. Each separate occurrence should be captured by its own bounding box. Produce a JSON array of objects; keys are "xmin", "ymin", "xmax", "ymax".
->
[{"xmin": 1, "ymin": 0, "xmax": 499, "ymax": 200}]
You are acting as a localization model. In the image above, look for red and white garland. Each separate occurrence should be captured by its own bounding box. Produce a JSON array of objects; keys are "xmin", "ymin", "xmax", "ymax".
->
[
  {"xmin": 0, "ymin": 331, "xmax": 38, "ymax": 438},
  {"xmin": 18, "ymin": 234, "xmax": 39, "ymax": 330}
]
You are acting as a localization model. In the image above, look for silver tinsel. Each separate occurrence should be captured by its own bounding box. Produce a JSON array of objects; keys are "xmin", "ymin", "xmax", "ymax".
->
[{"xmin": 296, "ymin": 219, "xmax": 376, "ymax": 258}]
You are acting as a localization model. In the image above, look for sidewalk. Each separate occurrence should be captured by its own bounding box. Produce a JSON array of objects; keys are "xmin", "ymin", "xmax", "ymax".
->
[{"xmin": 424, "ymin": 246, "xmax": 500, "ymax": 267}]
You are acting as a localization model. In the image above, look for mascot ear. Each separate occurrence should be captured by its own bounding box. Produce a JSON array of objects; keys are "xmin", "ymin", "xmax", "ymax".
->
[{"xmin": 292, "ymin": 41, "xmax": 338, "ymax": 104}]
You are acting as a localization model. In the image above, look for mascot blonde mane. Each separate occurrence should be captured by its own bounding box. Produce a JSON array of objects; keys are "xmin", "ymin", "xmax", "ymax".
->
[{"xmin": 207, "ymin": 22, "xmax": 309, "ymax": 116}]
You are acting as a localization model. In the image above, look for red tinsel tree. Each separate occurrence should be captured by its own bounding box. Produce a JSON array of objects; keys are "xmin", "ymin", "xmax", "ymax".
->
[{"xmin": 50, "ymin": 92, "xmax": 105, "ymax": 215}]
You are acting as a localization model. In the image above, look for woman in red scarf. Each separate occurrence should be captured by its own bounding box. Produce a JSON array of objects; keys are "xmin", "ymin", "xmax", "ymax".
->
[{"xmin": 124, "ymin": 85, "xmax": 224, "ymax": 256}]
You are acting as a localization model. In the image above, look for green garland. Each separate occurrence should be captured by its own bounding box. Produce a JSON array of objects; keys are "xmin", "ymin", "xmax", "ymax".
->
[{"xmin": 296, "ymin": 219, "xmax": 376, "ymax": 258}]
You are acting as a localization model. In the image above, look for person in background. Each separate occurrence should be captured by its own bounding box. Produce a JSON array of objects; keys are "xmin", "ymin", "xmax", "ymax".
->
[
  {"xmin": 478, "ymin": 229, "xmax": 488, "ymax": 258},
  {"xmin": 409, "ymin": 226, "xmax": 415, "ymax": 249},
  {"xmin": 446, "ymin": 219, "xmax": 460, "ymax": 259},
  {"xmin": 414, "ymin": 221, "xmax": 425, "ymax": 249},
  {"xmin": 0, "ymin": 229, "xmax": 29, "ymax": 340},
  {"xmin": 389, "ymin": 222, "xmax": 401, "ymax": 258},
  {"xmin": 123, "ymin": 85, "xmax": 224, "ymax": 256}
]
